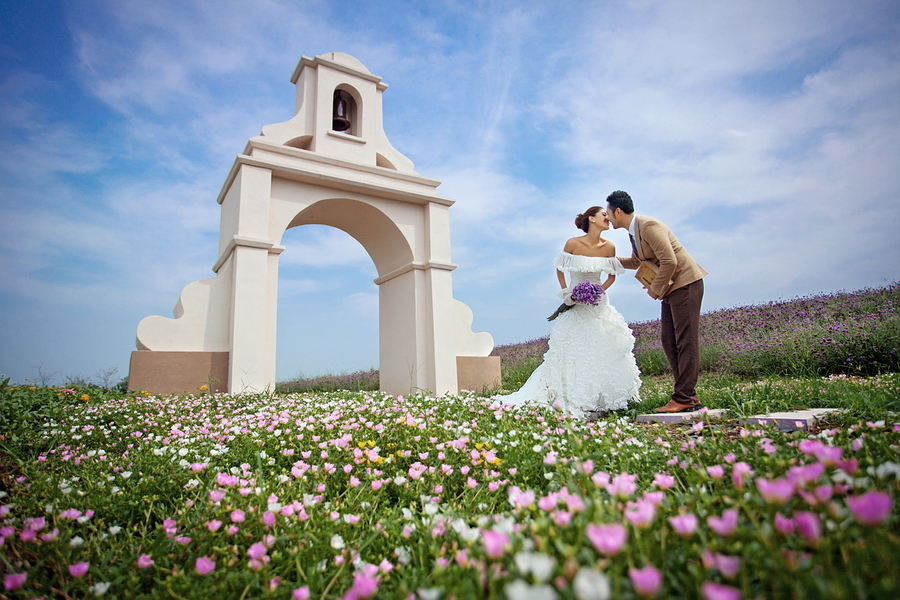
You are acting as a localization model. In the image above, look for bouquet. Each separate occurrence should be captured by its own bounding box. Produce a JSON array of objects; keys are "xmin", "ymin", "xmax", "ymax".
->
[{"xmin": 547, "ymin": 280, "xmax": 606, "ymax": 321}]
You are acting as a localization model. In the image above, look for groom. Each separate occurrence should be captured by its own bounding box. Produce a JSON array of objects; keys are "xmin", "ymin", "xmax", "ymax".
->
[{"xmin": 605, "ymin": 191, "xmax": 708, "ymax": 413}]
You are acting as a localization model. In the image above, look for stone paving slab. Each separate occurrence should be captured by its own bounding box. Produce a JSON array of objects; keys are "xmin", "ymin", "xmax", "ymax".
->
[
  {"xmin": 636, "ymin": 409, "xmax": 729, "ymax": 424},
  {"xmin": 635, "ymin": 407, "xmax": 845, "ymax": 430},
  {"xmin": 740, "ymin": 408, "xmax": 845, "ymax": 432}
]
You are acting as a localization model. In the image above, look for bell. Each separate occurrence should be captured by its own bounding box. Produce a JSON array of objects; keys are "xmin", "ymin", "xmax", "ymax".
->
[{"xmin": 332, "ymin": 90, "xmax": 351, "ymax": 132}]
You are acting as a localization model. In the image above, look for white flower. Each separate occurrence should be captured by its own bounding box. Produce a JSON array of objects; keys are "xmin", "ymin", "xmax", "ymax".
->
[
  {"xmin": 70, "ymin": 536, "xmax": 84, "ymax": 546},
  {"xmin": 417, "ymin": 587, "xmax": 443, "ymax": 600},
  {"xmin": 514, "ymin": 552, "xmax": 556, "ymax": 583},
  {"xmin": 89, "ymin": 582, "xmax": 111, "ymax": 596},
  {"xmin": 505, "ymin": 579, "xmax": 558, "ymax": 600},
  {"xmin": 330, "ymin": 534, "xmax": 345, "ymax": 550},
  {"xmin": 873, "ymin": 461, "xmax": 900, "ymax": 479},
  {"xmin": 108, "ymin": 526, "xmax": 122, "ymax": 535},
  {"xmin": 573, "ymin": 567, "xmax": 610, "ymax": 600},
  {"xmin": 395, "ymin": 547, "xmax": 411, "ymax": 565},
  {"xmin": 394, "ymin": 476, "xmax": 407, "ymax": 486},
  {"xmin": 120, "ymin": 471, "xmax": 132, "ymax": 479}
]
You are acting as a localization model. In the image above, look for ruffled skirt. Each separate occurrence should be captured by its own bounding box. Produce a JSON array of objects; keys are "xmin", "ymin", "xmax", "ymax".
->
[{"xmin": 501, "ymin": 295, "xmax": 641, "ymax": 415}]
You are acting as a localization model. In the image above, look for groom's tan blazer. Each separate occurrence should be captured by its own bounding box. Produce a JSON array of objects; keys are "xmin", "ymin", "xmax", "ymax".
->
[{"xmin": 618, "ymin": 215, "xmax": 707, "ymax": 299}]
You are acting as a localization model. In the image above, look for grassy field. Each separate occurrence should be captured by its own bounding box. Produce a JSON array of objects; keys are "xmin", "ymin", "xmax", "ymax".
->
[{"xmin": 1, "ymin": 283, "xmax": 898, "ymax": 599}]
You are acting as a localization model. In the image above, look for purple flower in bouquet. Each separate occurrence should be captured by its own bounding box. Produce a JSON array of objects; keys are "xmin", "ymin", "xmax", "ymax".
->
[
  {"xmin": 570, "ymin": 281, "xmax": 606, "ymax": 305},
  {"xmin": 548, "ymin": 281, "xmax": 606, "ymax": 321}
]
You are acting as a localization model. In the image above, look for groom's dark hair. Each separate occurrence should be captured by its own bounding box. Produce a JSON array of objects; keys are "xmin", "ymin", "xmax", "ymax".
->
[{"xmin": 606, "ymin": 190, "xmax": 634, "ymax": 214}]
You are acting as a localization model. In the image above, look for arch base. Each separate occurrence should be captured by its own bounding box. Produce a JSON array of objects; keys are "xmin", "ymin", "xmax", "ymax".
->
[{"xmin": 128, "ymin": 351, "xmax": 229, "ymax": 395}]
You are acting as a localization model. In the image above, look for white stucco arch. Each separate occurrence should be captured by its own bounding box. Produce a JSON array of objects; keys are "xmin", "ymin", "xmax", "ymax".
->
[{"xmin": 129, "ymin": 52, "xmax": 499, "ymax": 396}]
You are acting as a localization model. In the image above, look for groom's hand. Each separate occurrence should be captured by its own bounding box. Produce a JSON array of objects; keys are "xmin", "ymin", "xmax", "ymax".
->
[{"xmin": 645, "ymin": 288, "xmax": 660, "ymax": 300}]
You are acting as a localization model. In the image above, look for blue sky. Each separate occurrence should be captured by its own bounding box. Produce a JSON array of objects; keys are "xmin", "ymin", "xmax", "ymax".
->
[{"xmin": 2, "ymin": 0, "xmax": 899, "ymax": 385}]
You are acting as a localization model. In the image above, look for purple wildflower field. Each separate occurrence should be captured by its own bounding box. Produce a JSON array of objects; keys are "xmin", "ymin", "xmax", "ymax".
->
[{"xmin": 493, "ymin": 282, "xmax": 899, "ymax": 386}]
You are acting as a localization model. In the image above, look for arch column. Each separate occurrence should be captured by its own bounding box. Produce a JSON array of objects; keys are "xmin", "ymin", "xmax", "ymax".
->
[
  {"xmin": 217, "ymin": 163, "xmax": 285, "ymax": 393},
  {"xmin": 375, "ymin": 260, "xmax": 458, "ymax": 395}
]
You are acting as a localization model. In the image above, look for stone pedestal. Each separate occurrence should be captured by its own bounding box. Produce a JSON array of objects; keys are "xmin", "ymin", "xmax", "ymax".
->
[
  {"xmin": 128, "ymin": 351, "xmax": 229, "ymax": 395},
  {"xmin": 456, "ymin": 356, "xmax": 502, "ymax": 392}
]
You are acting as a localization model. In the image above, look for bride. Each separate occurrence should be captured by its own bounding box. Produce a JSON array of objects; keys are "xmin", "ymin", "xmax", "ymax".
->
[{"xmin": 500, "ymin": 206, "xmax": 641, "ymax": 418}]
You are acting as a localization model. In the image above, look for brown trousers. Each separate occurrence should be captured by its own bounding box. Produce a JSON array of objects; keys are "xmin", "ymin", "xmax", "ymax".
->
[{"xmin": 660, "ymin": 278, "xmax": 704, "ymax": 404}]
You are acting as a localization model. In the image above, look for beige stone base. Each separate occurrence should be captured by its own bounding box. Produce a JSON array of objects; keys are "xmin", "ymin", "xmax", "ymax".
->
[
  {"xmin": 128, "ymin": 351, "xmax": 229, "ymax": 395},
  {"xmin": 456, "ymin": 356, "xmax": 502, "ymax": 392}
]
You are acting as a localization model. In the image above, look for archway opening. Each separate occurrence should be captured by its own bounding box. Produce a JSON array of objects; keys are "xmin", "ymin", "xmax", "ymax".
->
[{"xmin": 275, "ymin": 225, "xmax": 379, "ymax": 388}]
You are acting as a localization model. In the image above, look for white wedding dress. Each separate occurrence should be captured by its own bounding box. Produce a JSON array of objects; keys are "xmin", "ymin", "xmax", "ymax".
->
[{"xmin": 501, "ymin": 252, "xmax": 642, "ymax": 416}]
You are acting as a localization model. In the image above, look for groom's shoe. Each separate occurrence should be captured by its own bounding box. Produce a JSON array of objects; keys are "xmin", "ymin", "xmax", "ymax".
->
[{"xmin": 655, "ymin": 400, "xmax": 702, "ymax": 413}]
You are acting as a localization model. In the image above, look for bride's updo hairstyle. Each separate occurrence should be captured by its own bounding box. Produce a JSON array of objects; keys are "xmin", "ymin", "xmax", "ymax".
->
[{"xmin": 575, "ymin": 206, "xmax": 603, "ymax": 233}]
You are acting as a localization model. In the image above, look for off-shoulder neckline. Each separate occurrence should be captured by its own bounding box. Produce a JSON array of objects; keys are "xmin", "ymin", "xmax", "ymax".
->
[{"xmin": 559, "ymin": 251, "xmax": 616, "ymax": 259}]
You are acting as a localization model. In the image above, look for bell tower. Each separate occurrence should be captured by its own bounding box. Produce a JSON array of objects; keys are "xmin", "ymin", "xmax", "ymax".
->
[{"xmin": 129, "ymin": 52, "xmax": 501, "ymax": 396}]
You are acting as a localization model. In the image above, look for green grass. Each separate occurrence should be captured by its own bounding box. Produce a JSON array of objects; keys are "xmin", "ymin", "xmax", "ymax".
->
[{"xmin": 1, "ymin": 375, "xmax": 898, "ymax": 599}]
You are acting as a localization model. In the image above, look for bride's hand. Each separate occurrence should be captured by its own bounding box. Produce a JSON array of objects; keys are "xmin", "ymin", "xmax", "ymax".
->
[{"xmin": 559, "ymin": 287, "xmax": 575, "ymax": 306}]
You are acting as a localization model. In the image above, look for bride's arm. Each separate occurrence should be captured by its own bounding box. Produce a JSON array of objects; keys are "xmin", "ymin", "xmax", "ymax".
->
[
  {"xmin": 557, "ymin": 269, "xmax": 567, "ymax": 289},
  {"xmin": 602, "ymin": 274, "xmax": 616, "ymax": 291}
]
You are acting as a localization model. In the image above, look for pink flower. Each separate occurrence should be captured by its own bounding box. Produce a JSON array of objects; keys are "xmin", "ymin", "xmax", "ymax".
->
[
  {"xmin": 509, "ymin": 487, "xmax": 535, "ymax": 509},
  {"xmin": 538, "ymin": 492, "xmax": 559, "ymax": 512},
  {"xmin": 700, "ymin": 580, "xmax": 742, "ymax": 600},
  {"xmin": 137, "ymin": 554, "xmax": 154, "ymax": 569},
  {"xmin": 653, "ymin": 473, "xmax": 675, "ymax": 490},
  {"xmin": 706, "ymin": 465, "xmax": 725, "ymax": 479},
  {"xmin": 551, "ymin": 511, "xmax": 573, "ymax": 527},
  {"xmin": 798, "ymin": 439, "xmax": 824, "ymax": 455},
  {"xmin": 755, "ymin": 477, "xmax": 795, "ymax": 505},
  {"xmin": 190, "ymin": 463, "xmax": 207, "ymax": 472},
  {"xmin": 163, "ymin": 518, "xmax": 177, "ymax": 536},
  {"xmin": 605, "ymin": 473, "xmax": 638, "ymax": 499},
  {"xmin": 586, "ymin": 522, "xmax": 628, "ymax": 556},
  {"xmin": 262, "ymin": 511, "xmax": 277, "ymax": 527},
  {"xmin": 707, "ymin": 508, "xmax": 738, "ymax": 537},
  {"xmin": 207, "ymin": 519, "xmax": 222, "ymax": 532},
  {"xmin": 68, "ymin": 561, "xmax": 90, "ymax": 578},
  {"xmin": 668, "ymin": 514, "xmax": 698, "ymax": 537},
  {"xmin": 813, "ymin": 445, "xmax": 843, "ymax": 466},
  {"xmin": 846, "ymin": 489, "xmax": 893, "ymax": 526},
  {"xmin": 482, "ymin": 529, "xmax": 510, "ymax": 560},
  {"xmin": 248, "ymin": 542, "xmax": 268, "ymax": 560},
  {"xmin": 60, "ymin": 508, "xmax": 83, "ymax": 520},
  {"xmin": 794, "ymin": 511, "xmax": 821, "ymax": 545},
  {"xmin": 787, "ymin": 462, "xmax": 825, "ymax": 487},
  {"xmin": 342, "ymin": 569, "xmax": 379, "ymax": 600},
  {"xmin": 293, "ymin": 587, "xmax": 311, "ymax": 600},
  {"xmin": 774, "ymin": 513, "xmax": 794, "ymax": 535},
  {"xmin": 712, "ymin": 553, "xmax": 741, "ymax": 579},
  {"xmin": 592, "ymin": 471, "xmax": 611, "ymax": 487},
  {"xmin": 625, "ymin": 499, "xmax": 656, "ymax": 529},
  {"xmin": 628, "ymin": 564, "xmax": 662, "ymax": 597},
  {"xmin": 4, "ymin": 573, "xmax": 27, "ymax": 591},
  {"xmin": 209, "ymin": 489, "xmax": 226, "ymax": 502},
  {"xmin": 642, "ymin": 491, "xmax": 665, "ymax": 507},
  {"xmin": 231, "ymin": 509, "xmax": 245, "ymax": 523},
  {"xmin": 195, "ymin": 556, "xmax": 216, "ymax": 575},
  {"xmin": 731, "ymin": 462, "xmax": 753, "ymax": 490}
]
